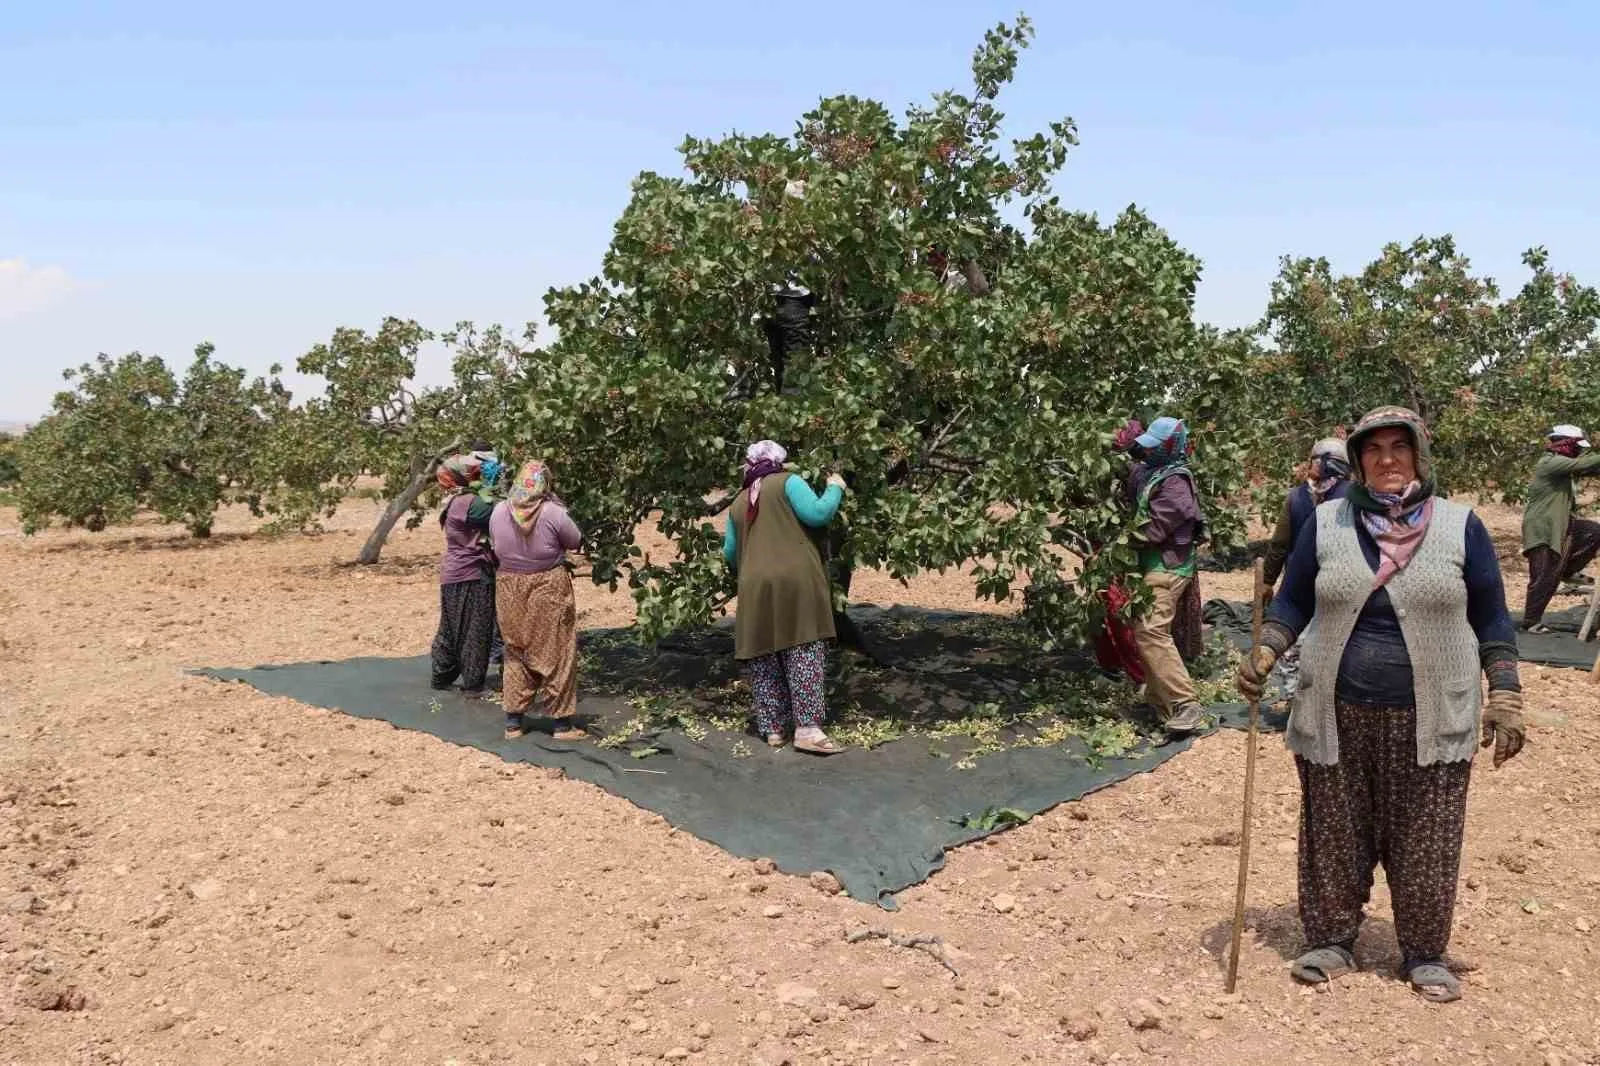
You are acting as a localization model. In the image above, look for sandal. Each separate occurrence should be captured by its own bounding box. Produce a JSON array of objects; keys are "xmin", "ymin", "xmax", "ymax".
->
[
  {"xmin": 1290, "ymin": 945, "xmax": 1357, "ymax": 985},
  {"xmin": 1405, "ymin": 961, "xmax": 1461, "ymax": 1003},
  {"xmin": 793, "ymin": 735, "xmax": 844, "ymax": 756},
  {"xmin": 766, "ymin": 734, "xmax": 786, "ymax": 748},
  {"xmin": 552, "ymin": 727, "xmax": 587, "ymax": 742},
  {"xmin": 504, "ymin": 715, "xmax": 527, "ymax": 740},
  {"xmin": 1525, "ymin": 623, "xmax": 1556, "ymax": 635}
]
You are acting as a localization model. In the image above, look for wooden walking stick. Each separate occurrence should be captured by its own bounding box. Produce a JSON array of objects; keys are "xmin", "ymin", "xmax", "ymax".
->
[{"xmin": 1225, "ymin": 558, "xmax": 1267, "ymax": 993}]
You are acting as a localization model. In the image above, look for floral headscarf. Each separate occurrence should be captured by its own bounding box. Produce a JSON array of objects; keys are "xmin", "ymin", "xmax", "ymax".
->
[
  {"xmin": 508, "ymin": 460, "xmax": 555, "ymax": 532},
  {"xmin": 436, "ymin": 453, "xmax": 483, "ymax": 494},
  {"xmin": 743, "ymin": 441, "xmax": 788, "ymax": 525}
]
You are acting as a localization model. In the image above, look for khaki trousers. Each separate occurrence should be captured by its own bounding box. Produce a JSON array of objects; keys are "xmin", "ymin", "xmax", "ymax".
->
[{"xmin": 1133, "ymin": 570, "xmax": 1198, "ymax": 714}]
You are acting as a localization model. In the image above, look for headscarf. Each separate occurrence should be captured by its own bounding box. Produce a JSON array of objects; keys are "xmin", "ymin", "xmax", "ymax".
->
[
  {"xmin": 1308, "ymin": 437, "xmax": 1352, "ymax": 504},
  {"xmin": 1345, "ymin": 406, "xmax": 1436, "ymax": 588},
  {"xmin": 470, "ymin": 448, "xmax": 503, "ymax": 489},
  {"xmin": 436, "ymin": 453, "xmax": 482, "ymax": 494},
  {"xmin": 1111, "ymin": 419, "xmax": 1145, "ymax": 454},
  {"xmin": 508, "ymin": 460, "xmax": 555, "ymax": 532},
  {"xmin": 742, "ymin": 440, "xmax": 788, "ymax": 525},
  {"xmin": 1546, "ymin": 425, "xmax": 1590, "ymax": 459},
  {"xmin": 1134, "ymin": 416, "xmax": 1190, "ymax": 468}
]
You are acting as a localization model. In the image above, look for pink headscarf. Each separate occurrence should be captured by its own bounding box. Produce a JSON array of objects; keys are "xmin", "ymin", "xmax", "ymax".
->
[{"xmin": 1360, "ymin": 482, "xmax": 1434, "ymax": 589}]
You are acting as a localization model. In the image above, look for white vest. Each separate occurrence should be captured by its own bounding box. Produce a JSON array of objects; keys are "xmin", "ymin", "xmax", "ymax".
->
[{"xmin": 1288, "ymin": 497, "xmax": 1481, "ymax": 767}]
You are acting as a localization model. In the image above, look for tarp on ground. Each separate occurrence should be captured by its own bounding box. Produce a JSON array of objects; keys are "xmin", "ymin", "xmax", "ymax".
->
[
  {"xmin": 1203, "ymin": 599, "xmax": 1597, "ymax": 671},
  {"xmin": 197, "ymin": 605, "xmax": 1284, "ymax": 908}
]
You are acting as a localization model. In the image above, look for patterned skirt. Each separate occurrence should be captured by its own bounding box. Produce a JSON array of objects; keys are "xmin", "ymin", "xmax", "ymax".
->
[{"xmin": 495, "ymin": 567, "xmax": 578, "ymax": 719}]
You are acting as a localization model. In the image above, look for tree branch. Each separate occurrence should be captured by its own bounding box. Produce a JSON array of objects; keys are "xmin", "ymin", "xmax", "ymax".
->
[{"xmin": 700, "ymin": 492, "xmax": 738, "ymax": 517}]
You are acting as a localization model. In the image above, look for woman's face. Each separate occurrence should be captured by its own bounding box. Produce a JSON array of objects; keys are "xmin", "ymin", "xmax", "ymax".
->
[{"xmin": 1359, "ymin": 427, "xmax": 1418, "ymax": 494}]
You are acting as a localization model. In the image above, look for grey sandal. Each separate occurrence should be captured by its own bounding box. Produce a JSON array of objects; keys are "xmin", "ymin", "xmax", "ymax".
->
[
  {"xmin": 1405, "ymin": 962, "xmax": 1461, "ymax": 1003},
  {"xmin": 1290, "ymin": 945, "xmax": 1357, "ymax": 984}
]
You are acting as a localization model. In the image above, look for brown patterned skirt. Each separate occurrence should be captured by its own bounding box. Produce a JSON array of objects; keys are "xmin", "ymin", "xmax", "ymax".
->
[{"xmin": 495, "ymin": 567, "xmax": 578, "ymax": 719}]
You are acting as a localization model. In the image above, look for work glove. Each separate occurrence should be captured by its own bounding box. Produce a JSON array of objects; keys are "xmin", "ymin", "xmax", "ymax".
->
[
  {"xmin": 1235, "ymin": 621, "xmax": 1294, "ymax": 703},
  {"xmin": 1480, "ymin": 688, "xmax": 1526, "ymax": 769},
  {"xmin": 1234, "ymin": 646, "xmax": 1278, "ymax": 703}
]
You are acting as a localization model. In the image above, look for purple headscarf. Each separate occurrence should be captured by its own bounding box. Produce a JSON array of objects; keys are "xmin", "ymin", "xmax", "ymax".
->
[{"xmin": 743, "ymin": 440, "xmax": 788, "ymax": 525}]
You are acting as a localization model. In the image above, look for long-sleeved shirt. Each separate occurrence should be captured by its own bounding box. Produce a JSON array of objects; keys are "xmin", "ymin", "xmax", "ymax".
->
[
  {"xmin": 1522, "ymin": 450, "xmax": 1600, "ymax": 554},
  {"xmin": 1268, "ymin": 505, "xmax": 1518, "ymax": 706},
  {"xmin": 1129, "ymin": 465, "xmax": 1202, "ymax": 570},
  {"xmin": 439, "ymin": 494, "xmax": 495, "ymax": 585},
  {"xmin": 723, "ymin": 477, "xmax": 843, "ymax": 565},
  {"xmin": 1262, "ymin": 480, "xmax": 1352, "ymax": 587},
  {"xmin": 489, "ymin": 499, "xmax": 582, "ymax": 574}
]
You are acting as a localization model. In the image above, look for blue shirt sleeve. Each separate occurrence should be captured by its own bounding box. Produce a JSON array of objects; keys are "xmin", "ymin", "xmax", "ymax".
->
[
  {"xmin": 723, "ymin": 515, "xmax": 738, "ymax": 566},
  {"xmin": 1464, "ymin": 513, "xmax": 1517, "ymax": 647},
  {"xmin": 1286, "ymin": 485, "xmax": 1314, "ymax": 546},
  {"xmin": 1267, "ymin": 513, "xmax": 1318, "ymax": 637},
  {"xmin": 784, "ymin": 477, "xmax": 844, "ymax": 528}
]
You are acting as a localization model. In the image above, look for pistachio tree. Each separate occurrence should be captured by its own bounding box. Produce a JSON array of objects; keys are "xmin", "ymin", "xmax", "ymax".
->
[
  {"xmin": 1257, "ymin": 237, "xmax": 1600, "ymax": 499},
  {"xmin": 508, "ymin": 16, "xmax": 1257, "ymax": 642},
  {"xmin": 293, "ymin": 317, "xmax": 524, "ymax": 563},
  {"xmin": 16, "ymin": 347, "xmax": 288, "ymax": 537}
]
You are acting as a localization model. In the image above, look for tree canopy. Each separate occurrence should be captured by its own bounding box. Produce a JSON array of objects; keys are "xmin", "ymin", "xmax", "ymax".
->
[
  {"xmin": 508, "ymin": 16, "xmax": 1259, "ymax": 642},
  {"xmin": 1255, "ymin": 237, "xmax": 1600, "ymax": 500},
  {"xmin": 16, "ymin": 347, "xmax": 289, "ymax": 537}
]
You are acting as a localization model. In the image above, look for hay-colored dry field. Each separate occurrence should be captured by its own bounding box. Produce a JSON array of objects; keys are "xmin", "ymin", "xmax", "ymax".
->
[{"xmin": 2, "ymin": 498, "xmax": 1597, "ymax": 1066}]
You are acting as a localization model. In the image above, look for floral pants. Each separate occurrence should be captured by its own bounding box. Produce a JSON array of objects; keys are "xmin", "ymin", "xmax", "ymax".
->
[
  {"xmin": 1296, "ymin": 701, "xmax": 1472, "ymax": 964},
  {"xmin": 744, "ymin": 641, "xmax": 827, "ymax": 736}
]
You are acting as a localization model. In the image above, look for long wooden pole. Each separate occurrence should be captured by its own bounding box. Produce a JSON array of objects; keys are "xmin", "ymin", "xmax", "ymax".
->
[{"xmin": 1226, "ymin": 558, "xmax": 1267, "ymax": 993}]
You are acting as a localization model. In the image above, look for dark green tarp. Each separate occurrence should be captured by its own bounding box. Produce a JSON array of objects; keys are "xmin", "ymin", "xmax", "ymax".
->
[
  {"xmin": 1203, "ymin": 599, "xmax": 1597, "ymax": 671},
  {"xmin": 197, "ymin": 606, "xmax": 1282, "ymax": 908}
]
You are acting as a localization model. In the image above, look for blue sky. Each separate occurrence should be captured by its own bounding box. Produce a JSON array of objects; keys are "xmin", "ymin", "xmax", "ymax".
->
[{"xmin": 2, "ymin": 0, "xmax": 1594, "ymax": 422}]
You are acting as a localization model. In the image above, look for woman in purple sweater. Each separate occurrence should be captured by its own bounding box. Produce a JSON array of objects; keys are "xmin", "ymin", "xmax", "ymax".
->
[
  {"xmin": 430, "ymin": 454, "xmax": 497, "ymax": 694},
  {"xmin": 491, "ymin": 460, "xmax": 585, "ymax": 741}
]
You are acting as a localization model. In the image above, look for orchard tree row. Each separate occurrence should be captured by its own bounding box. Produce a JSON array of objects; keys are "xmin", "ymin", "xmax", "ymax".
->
[{"xmin": 9, "ymin": 15, "xmax": 1598, "ymax": 645}]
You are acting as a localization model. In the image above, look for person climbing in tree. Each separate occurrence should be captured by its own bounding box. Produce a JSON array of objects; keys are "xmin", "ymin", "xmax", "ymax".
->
[
  {"xmin": 1123, "ymin": 416, "xmax": 1210, "ymax": 735},
  {"xmin": 1260, "ymin": 437, "xmax": 1354, "ymax": 704},
  {"xmin": 1520, "ymin": 424, "xmax": 1600, "ymax": 633}
]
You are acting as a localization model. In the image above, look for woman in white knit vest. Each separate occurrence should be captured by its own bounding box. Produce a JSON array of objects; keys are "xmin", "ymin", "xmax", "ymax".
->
[{"xmin": 1235, "ymin": 406, "xmax": 1526, "ymax": 1004}]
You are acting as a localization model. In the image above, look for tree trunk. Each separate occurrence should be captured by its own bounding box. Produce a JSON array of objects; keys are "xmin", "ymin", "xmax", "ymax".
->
[
  {"xmin": 356, "ymin": 442, "xmax": 459, "ymax": 565},
  {"xmin": 825, "ymin": 527, "xmax": 882, "ymax": 663}
]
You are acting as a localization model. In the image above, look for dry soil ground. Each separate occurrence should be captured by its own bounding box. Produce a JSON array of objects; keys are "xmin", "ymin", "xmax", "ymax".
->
[{"xmin": 1, "ymin": 500, "xmax": 1597, "ymax": 1066}]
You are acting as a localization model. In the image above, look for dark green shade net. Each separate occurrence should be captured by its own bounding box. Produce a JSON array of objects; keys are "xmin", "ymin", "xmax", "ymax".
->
[{"xmin": 197, "ymin": 606, "xmax": 1281, "ymax": 908}]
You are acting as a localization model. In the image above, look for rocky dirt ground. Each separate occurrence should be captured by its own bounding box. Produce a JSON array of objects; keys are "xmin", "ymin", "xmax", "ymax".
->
[{"xmin": 1, "ymin": 499, "xmax": 1597, "ymax": 1066}]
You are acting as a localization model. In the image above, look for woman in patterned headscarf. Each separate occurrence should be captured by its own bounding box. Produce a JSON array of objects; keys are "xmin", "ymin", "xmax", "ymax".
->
[
  {"xmin": 722, "ymin": 441, "xmax": 848, "ymax": 754},
  {"xmin": 490, "ymin": 460, "xmax": 585, "ymax": 741},
  {"xmin": 1236, "ymin": 406, "xmax": 1525, "ymax": 1003},
  {"xmin": 430, "ymin": 453, "xmax": 497, "ymax": 695}
]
